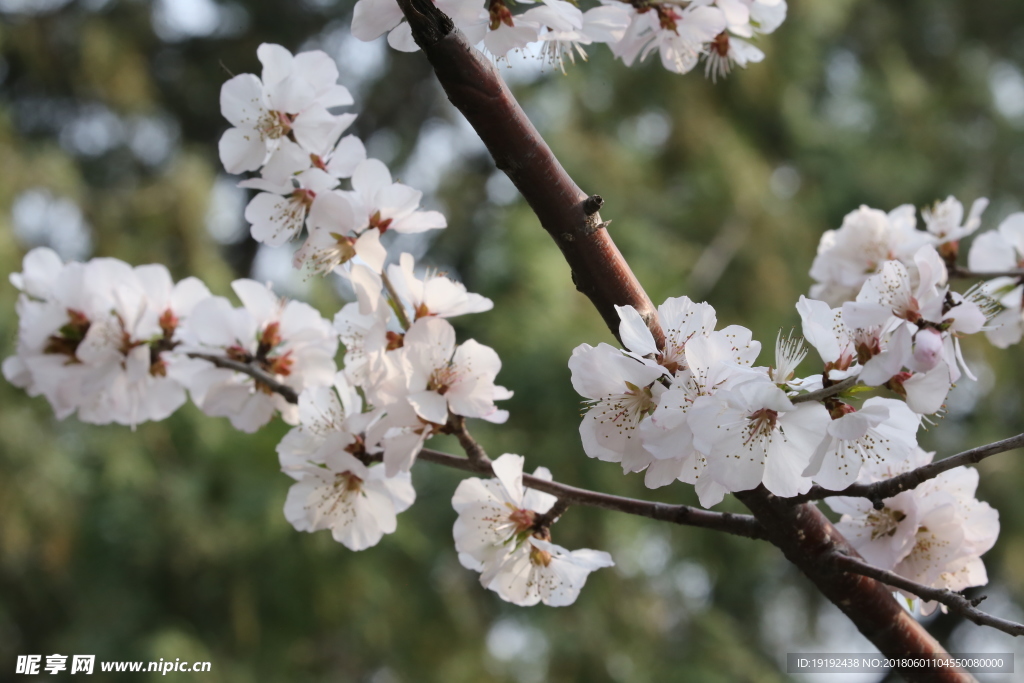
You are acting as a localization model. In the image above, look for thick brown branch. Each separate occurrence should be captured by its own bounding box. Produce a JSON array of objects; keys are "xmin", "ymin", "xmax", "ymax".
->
[
  {"xmin": 418, "ymin": 448, "xmax": 768, "ymax": 540},
  {"xmin": 187, "ymin": 352, "xmax": 299, "ymax": 404},
  {"xmin": 831, "ymin": 553, "xmax": 1024, "ymax": 637},
  {"xmin": 789, "ymin": 433, "xmax": 1024, "ymax": 506},
  {"xmin": 395, "ymin": 0, "xmax": 663, "ymax": 346},
  {"xmin": 736, "ymin": 489, "xmax": 973, "ymax": 682},
  {"xmin": 396, "ymin": 4, "xmax": 978, "ymax": 678}
]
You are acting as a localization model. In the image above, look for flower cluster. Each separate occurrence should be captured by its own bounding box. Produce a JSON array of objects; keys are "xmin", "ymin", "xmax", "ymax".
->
[
  {"xmin": 826, "ymin": 450, "xmax": 999, "ymax": 615},
  {"xmin": 811, "ymin": 196, "xmax": 1022, "ymax": 349},
  {"xmin": 352, "ymin": 0, "xmax": 786, "ymax": 78},
  {"xmin": 220, "ymin": 44, "xmax": 446, "ymax": 273},
  {"xmin": 215, "ymin": 45, "xmax": 611, "ymax": 604},
  {"xmin": 569, "ymin": 235, "xmax": 998, "ymax": 506},
  {"xmin": 6, "ymin": 40, "xmax": 1011, "ymax": 619},
  {"xmin": 3, "ymin": 249, "xmax": 338, "ymax": 432},
  {"xmin": 4, "ymin": 248, "xmax": 211, "ymax": 427}
]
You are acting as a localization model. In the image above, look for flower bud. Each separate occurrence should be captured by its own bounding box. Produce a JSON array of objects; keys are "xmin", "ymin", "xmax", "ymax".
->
[{"xmin": 912, "ymin": 328, "xmax": 943, "ymax": 372}]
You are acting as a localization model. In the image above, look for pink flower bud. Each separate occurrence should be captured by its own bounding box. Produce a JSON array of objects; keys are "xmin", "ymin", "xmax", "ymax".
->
[{"xmin": 912, "ymin": 328, "xmax": 943, "ymax": 372}]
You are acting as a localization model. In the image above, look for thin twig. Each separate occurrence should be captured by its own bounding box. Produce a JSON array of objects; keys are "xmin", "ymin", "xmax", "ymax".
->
[
  {"xmin": 445, "ymin": 414, "xmax": 489, "ymax": 463},
  {"xmin": 202, "ymin": 349, "xmax": 764, "ymax": 540},
  {"xmin": 831, "ymin": 552, "xmax": 1024, "ymax": 637},
  {"xmin": 417, "ymin": 448, "xmax": 768, "ymax": 540},
  {"xmin": 949, "ymin": 266, "xmax": 1024, "ymax": 280},
  {"xmin": 187, "ymin": 353, "xmax": 299, "ymax": 404},
  {"xmin": 380, "ymin": 269, "xmax": 412, "ymax": 330},
  {"xmin": 790, "ymin": 376, "xmax": 859, "ymax": 404},
  {"xmin": 533, "ymin": 497, "xmax": 571, "ymax": 530},
  {"xmin": 788, "ymin": 432, "xmax": 1024, "ymax": 506}
]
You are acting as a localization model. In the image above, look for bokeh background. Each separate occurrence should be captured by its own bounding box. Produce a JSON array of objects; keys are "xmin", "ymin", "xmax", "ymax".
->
[{"xmin": 2, "ymin": 0, "xmax": 1024, "ymax": 681}]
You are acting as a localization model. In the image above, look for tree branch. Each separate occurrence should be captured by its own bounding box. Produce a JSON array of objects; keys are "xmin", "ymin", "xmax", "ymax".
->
[
  {"xmin": 444, "ymin": 414, "xmax": 488, "ymax": 463},
  {"xmin": 187, "ymin": 352, "xmax": 299, "ymax": 404},
  {"xmin": 790, "ymin": 376, "xmax": 859, "ymax": 404},
  {"xmin": 949, "ymin": 266, "xmax": 1024, "ymax": 280},
  {"xmin": 394, "ymin": 0, "xmax": 663, "ymax": 347},
  {"xmin": 395, "ymin": 4, "xmax": 979, "ymax": 678},
  {"xmin": 831, "ymin": 552, "xmax": 1024, "ymax": 637},
  {"xmin": 417, "ymin": 448, "xmax": 768, "ymax": 540},
  {"xmin": 787, "ymin": 432, "xmax": 1024, "ymax": 507},
  {"xmin": 735, "ymin": 489, "xmax": 971, "ymax": 682},
  {"xmin": 187, "ymin": 356, "xmax": 765, "ymax": 540}
]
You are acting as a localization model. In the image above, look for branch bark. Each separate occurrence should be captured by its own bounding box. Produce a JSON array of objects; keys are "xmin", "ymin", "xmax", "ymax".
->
[
  {"xmin": 788, "ymin": 432, "xmax": 1024, "ymax": 506},
  {"xmin": 187, "ymin": 352, "xmax": 299, "ymax": 404},
  {"xmin": 394, "ymin": 0, "xmax": 663, "ymax": 347},
  {"xmin": 949, "ymin": 266, "xmax": 1024, "ymax": 279},
  {"xmin": 393, "ymin": 4, "xmax": 978, "ymax": 679},
  {"xmin": 418, "ymin": 448, "xmax": 768, "ymax": 540},
  {"xmin": 790, "ymin": 376, "xmax": 859, "ymax": 404},
  {"xmin": 831, "ymin": 553, "xmax": 1024, "ymax": 637}
]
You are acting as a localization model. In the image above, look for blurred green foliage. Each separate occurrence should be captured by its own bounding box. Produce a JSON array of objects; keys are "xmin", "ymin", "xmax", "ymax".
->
[{"xmin": 2, "ymin": 0, "xmax": 1024, "ymax": 681}]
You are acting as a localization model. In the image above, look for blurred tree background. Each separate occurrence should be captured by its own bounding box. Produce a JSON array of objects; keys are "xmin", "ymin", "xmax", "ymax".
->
[{"xmin": 2, "ymin": 0, "xmax": 1024, "ymax": 681}]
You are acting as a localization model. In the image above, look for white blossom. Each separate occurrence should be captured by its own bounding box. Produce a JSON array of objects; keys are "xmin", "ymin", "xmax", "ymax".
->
[
  {"xmin": 483, "ymin": 537, "xmax": 615, "ymax": 607},
  {"xmin": 352, "ymin": 0, "xmax": 488, "ymax": 53},
  {"xmin": 610, "ymin": 4, "xmax": 728, "ymax": 76},
  {"xmin": 809, "ymin": 204, "xmax": 932, "ymax": 306},
  {"xmin": 968, "ymin": 212, "xmax": 1024, "ymax": 348},
  {"xmin": 403, "ymin": 316, "xmax": 511, "ymax": 427},
  {"xmin": 284, "ymin": 450, "xmax": 415, "ymax": 551},
  {"xmin": 386, "ymin": 252, "xmax": 493, "ymax": 321},
  {"xmin": 241, "ymin": 163, "xmax": 339, "ymax": 248},
  {"xmin": 3, "ymin": 250, "xmax": 211, "ymax": 427},
  {"xmin": 176, "ymin": 279, "xmax": 337, "ymax": 432},
  {"xmin": 452, "ymin": 454, "xmax": 613, "ymax": 607},
  {"xmin": 534, "ymin": 4, "xmax": 632, "ymax": 74},
  {"xmin": 842, "ymin": 247, "xmax": 987, "ymax": 398},
  {"xmin": 277, "ymin": 371, "xmax": 378, "ymax": 474},
  {"xmin": 802, "ymin": 397, "xmax": 920, "ymax": 491},
  {"xmin": 688, "ymin": 378, "xmax": 830, "ymax": 499},
  {"xmin": 218, "ymin": 44, "xmax": 354, "ymax": 174},
  {"xmin": 922, "ymin": 195, "xmax": 988, "ymax": 245},
  {"xmin": 452, "ymin": 453, "xmax": 557, "ymax": 571},
  {"xmin": 615, "ymin": 296, "xmax": 721, "ymax": 376},
  {"xmin": 569, "ymin": 341, "xmax": 665, "ymax": 473},
  {"xmin": 639, "ymin": 326, "xmax": 762, "ymax": 503}
]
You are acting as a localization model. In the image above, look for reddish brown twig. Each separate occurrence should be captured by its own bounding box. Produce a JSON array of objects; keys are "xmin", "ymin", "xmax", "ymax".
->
[
  {"xmin": 788, "ymin": 433, "xmax": 1024, "ymax": 507},
  {"xmin": 188, "ymin": 352, "xmax": 299, "ymax": 404},
  {"xmin": 417, "ymin": 448, "xmax": 768, "ymax": 540},
  {"xmin": 831, "ymin": 552, "xmax": 1024, "ymax": 637}
]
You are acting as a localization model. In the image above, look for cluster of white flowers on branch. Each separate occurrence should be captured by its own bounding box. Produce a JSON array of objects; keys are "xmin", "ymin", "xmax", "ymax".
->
[
  {"xmin": 219, "ymin": 44, "xmax": 445, "ymax": 273},
  {"xmin": 827, "ymin": 449, "xmax": 999, "ymax": 617},
  {"xmin": 354, "ymin": 0, "xmax": 785, "ymax": 78},
  {"xmin": 5, "ymin": 32, "xmax": 1023, "ymax": 644},
  {"xmin": 567, "ymin": 193, "xmax": 1022, "ymax": 620}
]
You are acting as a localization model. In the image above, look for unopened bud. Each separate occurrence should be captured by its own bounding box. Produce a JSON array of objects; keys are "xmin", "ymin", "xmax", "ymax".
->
[{"xmin": 912, "ymin": 328, "xmax": 943, "ymax": 372}]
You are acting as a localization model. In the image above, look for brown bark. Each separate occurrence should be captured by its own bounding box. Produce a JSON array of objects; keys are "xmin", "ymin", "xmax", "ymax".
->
[
  {"xmin": 736, "ymin": 489, "xmax": 970, "ymax": 681},
  {"xmin": 393, "ymin": 1, "xmax": 978, "ymax": 679},
  {"xmin": 395, "ymin": 0, "xmax": 663, "ymax": 347}
]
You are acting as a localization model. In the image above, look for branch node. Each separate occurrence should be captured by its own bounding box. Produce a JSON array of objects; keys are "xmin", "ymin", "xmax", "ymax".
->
[
  {"xmin": 533, "ymin": 498, "xmax": 571, "ymax": 531},
  {"xmin": 583, "ymin": 194, "xmax": 604, "ymax": 215}
]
